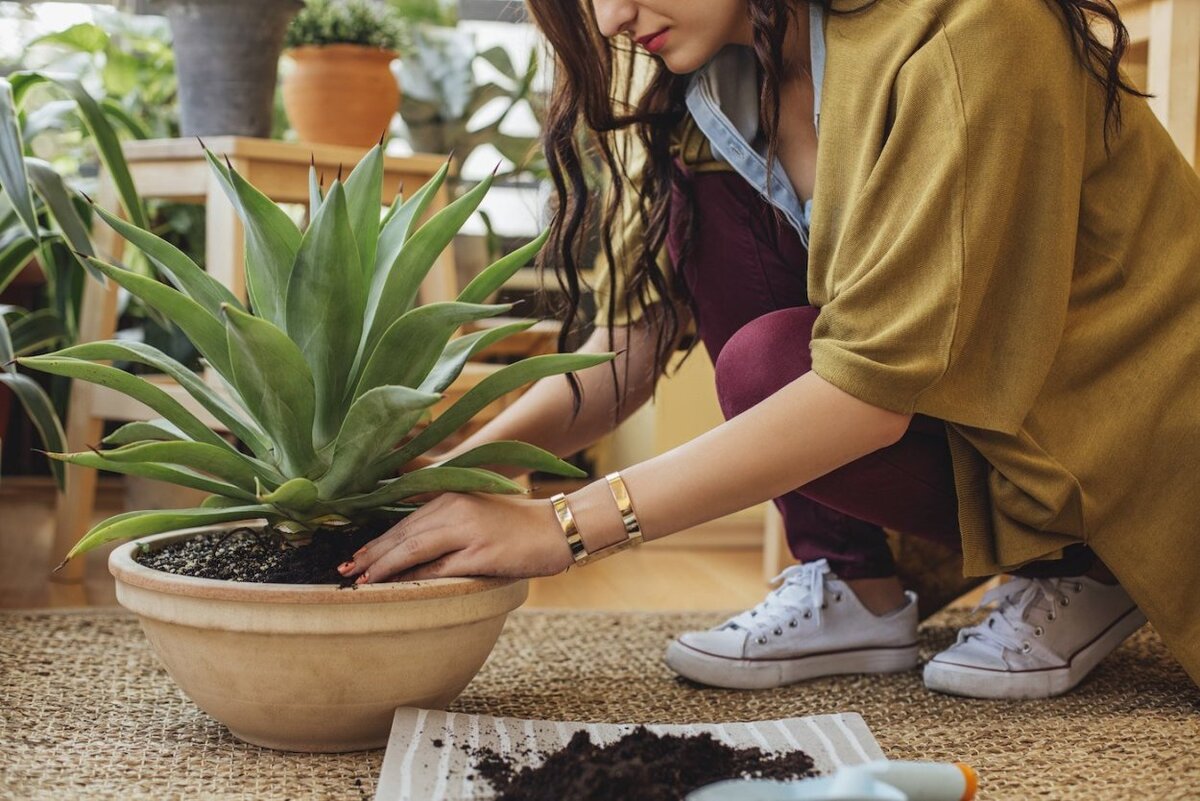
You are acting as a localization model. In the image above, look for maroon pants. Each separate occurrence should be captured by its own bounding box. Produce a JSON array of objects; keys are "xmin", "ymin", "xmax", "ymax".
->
[{"xmin": 668, "ymin": 169, "xmax": 1093, "ymax": 579}]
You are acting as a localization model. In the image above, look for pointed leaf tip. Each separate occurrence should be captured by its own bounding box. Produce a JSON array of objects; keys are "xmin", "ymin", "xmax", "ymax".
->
[{"xmin": 196, "ymin": 136, "xmax": 207, "ymax": 151}]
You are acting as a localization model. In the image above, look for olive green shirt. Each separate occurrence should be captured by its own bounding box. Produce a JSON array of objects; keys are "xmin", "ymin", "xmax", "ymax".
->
[{"xmin": 595, "ymin": 0, "xmax": 1200, "ymax": 685}]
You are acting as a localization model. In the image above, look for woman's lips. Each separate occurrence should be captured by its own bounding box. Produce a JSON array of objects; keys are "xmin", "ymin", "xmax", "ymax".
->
[{"xmin": 636, "ymin": 29, "xmax": 669, "ymax": 54}]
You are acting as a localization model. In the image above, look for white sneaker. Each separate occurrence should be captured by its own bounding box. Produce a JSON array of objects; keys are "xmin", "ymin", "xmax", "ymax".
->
[
  {"xmin": 664, "ymin": 559, "xmax": 920, "ymax": 690},
  {"xmin": 923, "ymin": 575, "xmax": 1146, "ymax": 699}
]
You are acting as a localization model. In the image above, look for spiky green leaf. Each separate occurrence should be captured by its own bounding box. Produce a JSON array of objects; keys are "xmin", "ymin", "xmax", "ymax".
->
[
  {"xmin": 361, "ymin": 168, "xmax": 486, "ymax": 359},
  {"xmin": 96, "ymin": 440, "xmax": 266, "ymax": 491},
  {"xmin": 202, "ymin": 147, "xmax": 301, "ymax": 327},
  {"xmin": 317, "ymin": 385, "xmax": 441, "ymax": 498},
  {"xmin": 102, "ymin": 419, "xmax": 185, "ymax": 446},
  {"xmin": 285, "ymin": 181, "xmax": 363, "ymax": 445},
  {"xmin": 10, "ymin": 71, "xmax": 147, "ymax": 230},
  {"xmin": 47, "ymin": 450, "xmax": 255, "ymax": 502},
  {"xmin": 308, "ymin": 160, "xmax": 323, "ymax": 214},
  {"xmin": 0, "ymin": 235, "xmax": 38, "ymax": 297},
  {"xmin": 85, "ymin": 256, "xmax": 233, "ymax": 379},
  {"xmin": 379, "ymin": 352, "xmax": 614, "ymax": 474},
  {"xmin": 66, "ymin": 505, "xmax": 281, "ymax": 560},
  {"xmin": 339, "ymin": 466, "xmax": 527, "ymax": 512},
  {"xmin": 90, "ymin": 203, "xmax": 243, "ymax": 317},
  {"xmin": 8, "ymin": 308, "xmax": 65, "ymax": 356},
  {"xmin": 0, "ymin": 80, "xmax": 37, "ymax": 239},
  {"xmin": 418, "ymin": 319, "xmax": 538, "ymax": 394},
  {"xmin": 258, "ymin": 476, "xmax": 319, "ymax": 512},
  {"xmin": 0, "ymin": 371, "xmax": 66, "ymax": 490},
  {"xmin": 24, "ymin": 158, "xmax": 101, "ymax": 280},
  {"xmin": 342, "ymin": 143, "xmax": 383, "ymax": 282},
  {"xmin": 456, "ymin": 229, "xmax": 548, "ymax": 304},
  {"xmin": 18, "ymin": 355, "xmax": 231, "ymax": 451},
  {"xmin": 353, "ymin": 301, "xmax": 511, "ymax": 399},
  {"xmin": 53, "ymin": 340, "xmax": 270, "ymax": 458},
  {"xmin": 223, "ymin": 304, "xmax": 318, "ymax": 476},
  {"xmin": 441, "ymin": 441, "xmax": 586, "ymax": 478}
]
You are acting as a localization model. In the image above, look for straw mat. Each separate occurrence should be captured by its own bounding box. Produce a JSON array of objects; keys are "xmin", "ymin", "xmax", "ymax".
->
[{"xmin": 1, "ymin": 607, "xmax": 1197, "ymax": 800}]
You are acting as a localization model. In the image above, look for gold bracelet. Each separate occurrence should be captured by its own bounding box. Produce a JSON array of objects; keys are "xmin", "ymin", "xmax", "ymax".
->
[
  {"xmin": 605, "ymin": 471, "xmax": 644, "ymax": 546},
  {"xmin": 550, "ymin": 493, "xmax": 588, "ymax": 565}
]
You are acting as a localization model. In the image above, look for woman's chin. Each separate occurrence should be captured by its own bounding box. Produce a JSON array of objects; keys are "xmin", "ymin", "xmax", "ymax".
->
[{"xmin": 658, "ymin": 49, "xmax": 710, "ymax": 75}]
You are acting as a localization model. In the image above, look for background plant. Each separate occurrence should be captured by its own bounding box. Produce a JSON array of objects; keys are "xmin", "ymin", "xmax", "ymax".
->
[
  {"xmin": 285, "ymin": 0, "xmax": 405, "ymax": 52},
  {"xmin": 15, "ymin": 12, "xmax": 208, "ymax": 370},
  {"xmin": 19, "ymin": 143, "xmax": 611, "ymax": 561},
  {"xmin": 397, "ymin": 25, "xmax": 544, "ymax": 178}
]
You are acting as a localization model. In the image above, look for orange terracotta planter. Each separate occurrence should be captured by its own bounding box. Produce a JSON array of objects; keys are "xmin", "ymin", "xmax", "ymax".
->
[{"xmin": 283, "ymin": 44, "xmax": 400, "ymax": 148}]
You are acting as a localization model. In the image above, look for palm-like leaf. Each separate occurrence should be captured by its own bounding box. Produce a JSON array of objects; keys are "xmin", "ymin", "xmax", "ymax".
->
[{"xmin": 19, "ymin": 144, "xmax": 614, "ymax": 558}]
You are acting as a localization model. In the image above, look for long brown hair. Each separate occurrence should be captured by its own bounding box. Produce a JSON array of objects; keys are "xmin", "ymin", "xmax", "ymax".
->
[{"xmin": 525, "ymin": 0, "xmax": 1148, "ymax": 417}]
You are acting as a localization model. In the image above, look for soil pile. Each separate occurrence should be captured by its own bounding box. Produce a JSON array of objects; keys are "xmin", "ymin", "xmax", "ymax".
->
[
  {"xmin": 135, "ymin": 522, "xmax": 392, "ymax": 584},
  {"xmin": 468, "ymin": 726, "xmax": 817, "ymax": 800}
]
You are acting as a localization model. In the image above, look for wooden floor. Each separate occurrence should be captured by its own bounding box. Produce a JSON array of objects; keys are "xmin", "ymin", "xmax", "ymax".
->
[{"xmin": 0, "ymin": 477, "xmax": 772, "ymax": 613}]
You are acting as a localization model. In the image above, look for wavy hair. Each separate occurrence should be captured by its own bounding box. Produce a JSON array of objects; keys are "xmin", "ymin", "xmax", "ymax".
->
[{"xmin": 524, "ymin": 0, "xmax": 1148, "ymax": 418}]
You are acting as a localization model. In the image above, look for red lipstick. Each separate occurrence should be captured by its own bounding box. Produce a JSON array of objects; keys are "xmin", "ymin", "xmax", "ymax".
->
[{"xmin": 636, "ymin": 28, "xmax": 669, "ymax": 54}]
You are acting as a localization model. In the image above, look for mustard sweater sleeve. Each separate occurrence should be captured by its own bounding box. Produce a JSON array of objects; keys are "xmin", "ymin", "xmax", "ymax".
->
[{"xmin": 808, "ymin": 23, "xmax": 1091, "ymax": 434}]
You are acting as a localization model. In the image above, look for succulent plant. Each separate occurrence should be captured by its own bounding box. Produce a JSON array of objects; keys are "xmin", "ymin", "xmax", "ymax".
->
[
  {"xmin": 19, "ymin": 144, "xmax": 611, "ymax": 562},
  {"xmin": 285, "ymin": 0, "xmax": 406, "ymax": 53}
]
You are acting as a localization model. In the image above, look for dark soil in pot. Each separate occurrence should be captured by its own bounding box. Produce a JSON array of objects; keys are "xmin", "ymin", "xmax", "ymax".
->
[
  {"xmin": 135, "ymin": 520, "xmax": 395, "ymax": 584},
  {"xmin": 462, "ymin": 726, "xmax": 818, "ymax": 800}
]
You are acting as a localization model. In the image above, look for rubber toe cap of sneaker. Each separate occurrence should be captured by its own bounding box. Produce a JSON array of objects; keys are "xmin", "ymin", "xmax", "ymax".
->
[{"xmin": 676, "ymin": 628, "xmax": 749, "ymax": 660}]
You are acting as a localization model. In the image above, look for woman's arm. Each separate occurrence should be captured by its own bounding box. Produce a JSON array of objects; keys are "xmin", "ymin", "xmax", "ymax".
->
[
  {"xmin": 345, "ymin": 367, "xmax": 913, "ymax": 583},
  {"xmin": 433, "ymin": 310, "xmax": 669, "ymax": 476},
  {"xmin": 565, "ymin": 370, "xmax": 914, "ymax": 553}
]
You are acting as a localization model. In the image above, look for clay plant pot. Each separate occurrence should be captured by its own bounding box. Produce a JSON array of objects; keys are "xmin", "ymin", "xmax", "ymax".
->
[
  {"xmin": 109, "ymin": 528, "xmax": 528, "ymax": 753},
  {"xmin": 282, "ymin": 45, "xmax": 400, "ymax": 148}
]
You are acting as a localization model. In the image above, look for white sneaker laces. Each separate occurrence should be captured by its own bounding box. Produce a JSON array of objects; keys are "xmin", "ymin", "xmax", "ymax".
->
[
  {"xmin": 960, "ymin": 577, "xmax": 1083, "ymax": 655},
  {"xmin": 721, "ymin": 559, "xmax": 837, "ymax": 639}
]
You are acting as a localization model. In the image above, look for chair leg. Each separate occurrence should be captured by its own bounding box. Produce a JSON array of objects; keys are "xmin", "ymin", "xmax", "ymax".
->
[{"xmin": 48, "ymin": 411, "xmax": 104, "ymax": 607}]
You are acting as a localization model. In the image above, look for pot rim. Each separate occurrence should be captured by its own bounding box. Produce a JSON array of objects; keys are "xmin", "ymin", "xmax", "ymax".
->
[{"xmin": 109, "ymin": 527, "xmax": 521, "ymax": 606}]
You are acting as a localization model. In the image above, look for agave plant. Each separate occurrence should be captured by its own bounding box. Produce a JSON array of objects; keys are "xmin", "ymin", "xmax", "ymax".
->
[{"xmin": 19, "ymin": 143, "xmax": 611, "ymax": 563}]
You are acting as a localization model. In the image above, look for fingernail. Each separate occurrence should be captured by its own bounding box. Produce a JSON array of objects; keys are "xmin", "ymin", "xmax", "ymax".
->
[
  {"xmin": 337, "ymin": 561, "xmax": 354, "ymax": 574},
  {"xmin": 356, "ymin": 572, "xmax": 370, "ymax": 585}
]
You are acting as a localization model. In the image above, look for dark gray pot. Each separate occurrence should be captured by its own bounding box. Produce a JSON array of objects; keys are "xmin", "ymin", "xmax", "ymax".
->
[{"xmin": 157, "ymin": 0, "xmax": 303, "ymax": 138}]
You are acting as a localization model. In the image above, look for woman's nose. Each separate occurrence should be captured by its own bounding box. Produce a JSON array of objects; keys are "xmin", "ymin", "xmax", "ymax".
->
[{"xmin": 592, "ymin": 0, "xmax": 637, "ymax": 38}]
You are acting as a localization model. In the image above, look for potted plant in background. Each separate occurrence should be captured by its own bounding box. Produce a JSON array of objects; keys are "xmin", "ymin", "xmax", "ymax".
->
[
  {"xmin": 151, "ymin": 0, "xmax": 302, "ymax": 138},
  {"xmin": 282, "ymin": 0, "xmax": 405, "ymax": 147},
  {"xmin": 18, "ymin": 140, "xmax": 612, "ymax": 752}
]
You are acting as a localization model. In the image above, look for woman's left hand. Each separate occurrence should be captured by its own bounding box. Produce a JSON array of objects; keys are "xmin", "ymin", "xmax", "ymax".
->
[{"xmin": 337, "ymin": 492, "xmax": 573, "ymax": 584}]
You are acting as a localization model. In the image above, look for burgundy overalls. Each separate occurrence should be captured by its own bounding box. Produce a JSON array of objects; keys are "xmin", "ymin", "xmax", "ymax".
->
[{"xmin": 666, "ymin": 167, "xmax": 1094, "ymax": 580}]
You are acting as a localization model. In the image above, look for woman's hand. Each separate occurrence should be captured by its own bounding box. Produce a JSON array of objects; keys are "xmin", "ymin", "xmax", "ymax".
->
[{"xmin": 337, "ymin": 492, "xmax": 574, "ymax": 584}]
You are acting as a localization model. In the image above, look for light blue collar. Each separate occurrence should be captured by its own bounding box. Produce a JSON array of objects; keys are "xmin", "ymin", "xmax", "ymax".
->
[{"xmin": 684, "ymin": 2, "xmax": 825, "ymax": 246}]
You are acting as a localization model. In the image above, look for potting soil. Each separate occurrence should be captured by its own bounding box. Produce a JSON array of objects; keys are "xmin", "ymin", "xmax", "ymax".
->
[
  {"xmin": 463, "ymin": 725, "xmax": 818, "ymax": 800},
  {"xmin": 135, "ymin": 522, "xmax": 394, "ymax": 584}
]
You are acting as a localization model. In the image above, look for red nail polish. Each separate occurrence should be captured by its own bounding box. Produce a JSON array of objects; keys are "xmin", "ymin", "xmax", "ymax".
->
[
  {"xmin": 337, "ymin": 561, "xmax": 354, "ymax": 573},
  {"xmin": 356, "ymin": 572, "xmax": 369, "ymax": 585}
]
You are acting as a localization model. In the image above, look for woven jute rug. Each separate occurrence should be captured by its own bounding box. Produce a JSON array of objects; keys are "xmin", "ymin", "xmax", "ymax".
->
[{"xmin": 1, "ymin": 607, "xmax": 1197, "ymax": 800}]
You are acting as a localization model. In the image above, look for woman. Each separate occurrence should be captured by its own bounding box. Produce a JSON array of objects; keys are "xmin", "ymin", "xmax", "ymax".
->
[{"xmin": 341, "ymin": 0, "xmax": 1200, "ymax": 699}]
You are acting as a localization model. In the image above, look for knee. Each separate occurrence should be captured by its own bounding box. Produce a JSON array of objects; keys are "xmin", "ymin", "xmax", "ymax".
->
[{"xmin": 713, "ymin": 307, "xmax": 819, "ymax": 419}]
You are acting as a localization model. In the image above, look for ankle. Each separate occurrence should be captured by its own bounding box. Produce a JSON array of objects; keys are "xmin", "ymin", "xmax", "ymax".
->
[{"xmin": 843, "ymin": 576, "xmax": 907, "ymax": 616}]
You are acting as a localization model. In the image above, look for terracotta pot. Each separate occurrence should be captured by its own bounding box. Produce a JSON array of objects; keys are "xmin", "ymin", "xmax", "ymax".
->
[
  {"xmin": 109, "ymin": 528, "xmax": 528, "ymax": 752},
  {"xmin": 283, "ymin": 45, "xmax": 400, "ymax": 148}
]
